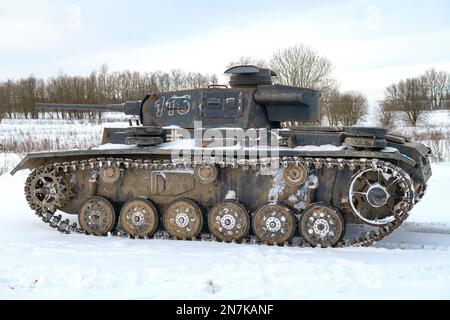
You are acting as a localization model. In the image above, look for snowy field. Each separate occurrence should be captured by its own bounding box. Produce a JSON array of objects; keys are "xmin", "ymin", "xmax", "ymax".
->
[
  {"xmin": 0, "ymin": 117, "xmax": 127, "ymax": 153},
  {"xmin": 0, "ymin": 117, "xmax": 128, "ymax": 175},
  {"xmin": 0, "ymin": 163, "xmax": 450, "ymax": 300},
  {"xmin": 1, "ymin": 114, "xmax": 450, "ymax": 300}
]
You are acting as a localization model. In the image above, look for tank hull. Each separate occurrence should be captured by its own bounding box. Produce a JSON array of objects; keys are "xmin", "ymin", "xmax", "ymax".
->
[{"xmin": 17, "ymin": 131, "xmax": 431, "ymax": 248}]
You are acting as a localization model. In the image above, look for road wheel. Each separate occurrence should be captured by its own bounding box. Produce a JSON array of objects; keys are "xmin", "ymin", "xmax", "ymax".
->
[
  {"xmin": 208, "ymin": 201, "xmax": 250, "ymax": 242},
  {"xmin": 252, "ymin": 202, "xmax": 296, "ymax": 245},
  {"xmin": 299, "ymin": 204, "xmax": 345, "ymax": 248},
  {"xmin": 120, "ymin": 198, "xmax": 159, "ymax": 238},
  {"xmin": 79, "ymin": 196, "xmax": 116, "ymax": 236},
  {"xmin": 164, "ymin": 199, "xmax": 203, "ymax": 239}
]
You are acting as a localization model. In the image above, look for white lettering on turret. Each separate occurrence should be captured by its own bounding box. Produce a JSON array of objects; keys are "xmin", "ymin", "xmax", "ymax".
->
[
  {"xmin": 156, "ymin": 95, "xmax": 192, "ymax": 117},
  {"xmin": 155, "ymin": 97, "xmax": 165, "ymax": 118}
]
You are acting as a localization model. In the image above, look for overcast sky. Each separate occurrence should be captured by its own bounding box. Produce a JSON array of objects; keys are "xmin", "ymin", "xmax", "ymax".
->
[{"xmin": 0, "ymin": 0, "xmax": 449, "ymax": 103}]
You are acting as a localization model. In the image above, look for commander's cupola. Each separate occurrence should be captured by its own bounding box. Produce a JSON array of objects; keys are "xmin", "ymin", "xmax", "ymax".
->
[{"xmin": 224, "ymin": 65, "xmax": 277, "ymax": 88}]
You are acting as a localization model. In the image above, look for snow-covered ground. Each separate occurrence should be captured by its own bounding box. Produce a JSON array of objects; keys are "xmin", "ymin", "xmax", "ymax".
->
[
  {"xmin": 361, "ymin": 108, "xmax": 450, "ymax": 128},
  {"xmin": 0, "ymin": 118, "xmax": 128, "ymax": 153},
  {"xmin": 1, "ymin": 162, "xmax": 450, "ymax": 300},
  {"xmin": 1, "ymin": 114, "xmax": 450, "ymax": 299},
  {"xmin": 0, "ymin": 118, "xmax": 129, "ymax": 174}
]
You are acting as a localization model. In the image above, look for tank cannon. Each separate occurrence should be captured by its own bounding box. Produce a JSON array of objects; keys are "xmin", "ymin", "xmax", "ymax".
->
[{"xmin": 35, "ymin": 101, "xmax": 141, "ymax": 116}]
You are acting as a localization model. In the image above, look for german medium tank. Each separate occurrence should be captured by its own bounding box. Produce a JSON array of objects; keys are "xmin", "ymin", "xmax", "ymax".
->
[{"xmin": 11, "ymin": 65, "xmax": 432, "ymax": 248}]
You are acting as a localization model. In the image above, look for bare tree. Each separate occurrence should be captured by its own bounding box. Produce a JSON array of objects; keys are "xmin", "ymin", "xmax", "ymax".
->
[
  {"xmin": 320, "ymin": 87, "xmax": 340, "ymax": 126},
  {"xmin": 378, "ymin": 83, "xmax": 400, "ymax": 128},
  {"xmin": 447, "ymin": 91, "xmax": 450, "ymax": 109},
  {"xmin": 169, "ymin": 69, "xmax": 185, "ymax": 91},
  {"xmin": 326, "ymin": 91, "xmax": 367, "ymax": 126},
  {"xmin": 0, "ymin": 84, "xmax": 6, "ymax": 122},
  {"xmin": 184, "ymin": 72, "xmax": 217, "ymax": 89},
  {"xmin": 0, "ymin": 81, "xmax": 11, "ymax": 120},
  {"xmin": 268, "ymin": 44, "xmax": 337, "ymax": 126},
  {"xmin": 424, "ymin": 68, "xmax": 448, "ymax": 110},
  {"xmin": 269, "ymin": 44, "xmax": 335, "ymax": 91},
  {"xmin": 401, "ymin": 78, "xmax": 429, "ymax": 126},
  {"xmin": 382, "ymin": 77, "xmax": 428, "ymax": 126},
  {"xmin": 377, "ymin": 102, "xmax": 396, "ymax": 128}
]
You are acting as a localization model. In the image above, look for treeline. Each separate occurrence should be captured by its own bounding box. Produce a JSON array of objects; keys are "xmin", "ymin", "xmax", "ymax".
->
[
  {"xmin": 379, "ymin": 68, "xmax": 450, "ymax": 127},
  {"xmin": 1, "ymin": 43, "xmax": 449, "ymax": 128},
  {"xmin": 0, "ymin": 65, "xmax": 217, "ymax": 121}
]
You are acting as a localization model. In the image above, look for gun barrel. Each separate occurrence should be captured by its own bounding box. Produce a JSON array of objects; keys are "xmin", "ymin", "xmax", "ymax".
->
[{"xmin": 35, "ymin": 101, "xmax": 141, "ymax": 116}]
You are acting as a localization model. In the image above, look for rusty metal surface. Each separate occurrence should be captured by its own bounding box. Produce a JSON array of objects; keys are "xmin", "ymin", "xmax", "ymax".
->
[
  {"xmin": 78, "ymin": 196, "xmax": 116, "ymax": 236},
  {"xmin": 299, "ymin": 204, "xmax": 345, "ymax": 247},
  {"xmin": 120, "ymin": 198, "xmax": 159, "ymax": 238},
  {"xmin": 163, "ymin": 199, "xmax": 203, "ymax": 239},
  {"xmin": 252, "ymin": 202, "xmax": 296, "ymax": 245}
]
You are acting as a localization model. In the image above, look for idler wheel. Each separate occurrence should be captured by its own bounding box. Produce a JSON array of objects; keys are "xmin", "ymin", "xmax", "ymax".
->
[
  {"xmin": 208, "ymin": 200, "xmax": 250, "ymax": 242},
  {"xmin": 79, "ymin": 196, "xmax": 116, "ymax": 236},
  {"xmin": 283, "ymin": 163, "xmax": 308, "ymax": 187},
  {"xmin": 252, "ymin": 202, "xmax": 296, "ymax": 245},
  {"xmin": 299, "ymin": 204, "xmax": 345, "ymax": 248},
  {"xmin": 348, "ymin": 165, "xmax": 414, "ymax": 226},
  {"xmin": 120, "ymin": 198, "xmax": 159, "ymax": 238},
  {"xmin": 163, "ymin": 199, "xmax": 203, "ymax": 239}
]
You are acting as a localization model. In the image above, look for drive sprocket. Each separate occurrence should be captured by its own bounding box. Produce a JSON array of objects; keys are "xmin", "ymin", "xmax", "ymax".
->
[{"xmin": 25, "ymin": 166, "xmax": 72, "ymax": 212}]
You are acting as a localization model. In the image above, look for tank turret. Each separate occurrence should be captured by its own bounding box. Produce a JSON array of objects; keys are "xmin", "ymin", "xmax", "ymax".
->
[{"xmin": 35, "ymin": 66, "xmax": 320, "ymax": 130}]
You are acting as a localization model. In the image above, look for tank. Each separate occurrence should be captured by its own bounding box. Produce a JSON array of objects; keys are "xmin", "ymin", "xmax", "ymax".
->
[{"xmin": 12, "ymin": 65, "xmax": 432, "ymax": 248}]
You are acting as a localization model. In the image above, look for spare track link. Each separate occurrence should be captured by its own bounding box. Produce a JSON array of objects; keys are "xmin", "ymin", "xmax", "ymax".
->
[{"xmin": 26, "ymin": 156, "xmax": 416, "ymax": 248}]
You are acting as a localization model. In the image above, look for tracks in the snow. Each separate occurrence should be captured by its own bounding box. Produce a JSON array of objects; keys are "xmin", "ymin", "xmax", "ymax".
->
[{"xmin": 374, "ymin": 222, "xmax": 450, "ymax": 250}]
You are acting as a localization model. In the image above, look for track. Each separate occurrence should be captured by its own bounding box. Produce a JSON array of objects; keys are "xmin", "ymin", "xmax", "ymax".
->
[{"xmin": 26, "ymin": 156, "xmax": 418, "ymax": 248}]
